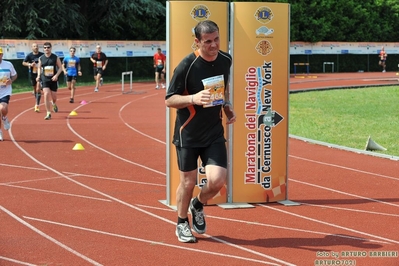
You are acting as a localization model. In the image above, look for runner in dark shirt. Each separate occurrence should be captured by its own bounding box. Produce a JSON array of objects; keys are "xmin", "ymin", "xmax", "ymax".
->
[{"xmin": 165, "ymin": 20, "xmax": 236, "ymax": 243}]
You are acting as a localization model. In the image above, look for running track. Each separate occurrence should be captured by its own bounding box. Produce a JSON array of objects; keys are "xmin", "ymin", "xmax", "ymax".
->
[{"xmin": 1, "ymin": 72, "xmax": 398, "ymax": 266}]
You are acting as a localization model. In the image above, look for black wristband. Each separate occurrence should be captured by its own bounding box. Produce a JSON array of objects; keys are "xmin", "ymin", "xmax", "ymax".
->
[{"xmin": 223, "ymin": 100, "xmax": 231, "ymax": 108}]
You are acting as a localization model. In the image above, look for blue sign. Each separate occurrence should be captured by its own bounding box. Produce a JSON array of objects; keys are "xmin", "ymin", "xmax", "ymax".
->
[
  {"xmin": 16, "ymin": 52, "xmax": 25, "ymax": 59},
  {"xmin": 55, "ymin": 51, "xmax": 64, "ymax": 57}
]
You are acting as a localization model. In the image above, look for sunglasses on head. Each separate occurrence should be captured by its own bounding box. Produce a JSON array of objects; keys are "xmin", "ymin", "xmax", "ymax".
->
[{"xmin": 43, "ymin": 46, "xmax": 51, "ymax": 49}]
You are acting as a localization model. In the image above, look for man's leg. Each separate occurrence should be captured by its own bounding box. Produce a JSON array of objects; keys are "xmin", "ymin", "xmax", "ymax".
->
[
  {"xmin": 190, "ymin": 142, "xmax": 227, "ymax": 234},
  {"xmin": 176, "ymin": 169, "xmax": 197, "ymax": 243},
  {"xmin": 161, "ymin": 72, "xmax": 166, "ymax": 88},
  {"xmin": 43, "ymin": 87, "xmax": 52, "ymax": 119},
  {"xmin": 0, "ymin": 103, "xmax": 3, "ymax": 129},
  {"xmin": 70, "ymin": 80, "xmax": 76, "ymax": 103},
  {"xmin": 197, "ymin": 165, "xmax": 227, "ymax": 203},
  {"xmin": 0, "ymin": 102, "xmax": 5, "ymax": 130},
  {"xmin": 0, "ymin": 102, "xmax": 8, "ymax": 119},
  {"xmin": 35, "ymin": 82, "xmax": 42, "ymax": 112},
  {"xmin": 51, "ymin": 87, "xmax": 58, "ymax": 113},
  {"xmin": 94, "ymin": 73, "xmax": 101, "ymax": 92},
  {"xmin": 176, "ymin": 170, "xmax": 197, "ymax": 220},
  {"xmin": 0, "ymin": 99, "xmax": 9, "ymax": 135},
  {"xmin": 51, "ymin": 90, "xmax": 57, "ymax": 104},
  {"xmin": 155, "ymin": 72, "xmax": 160, "ymax": 89}
]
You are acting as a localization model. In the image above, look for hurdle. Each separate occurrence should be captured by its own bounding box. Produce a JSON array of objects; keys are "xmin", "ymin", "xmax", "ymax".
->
[
  {"xmin": 323, "ymin": 62, "xmax": 334, "ymax": 73},
  {"xmin": 121, "ymin": 71, "xmax": 133, "ymax": 94},
  {"xmin": 293, "ymin": 62, "xmax": 309, "ymax": 75}
]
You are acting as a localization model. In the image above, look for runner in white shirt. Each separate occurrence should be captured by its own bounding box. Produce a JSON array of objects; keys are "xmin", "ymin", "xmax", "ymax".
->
[{"xmin": 0, "ymin": 46, "xmax": 18, "ymax": 141}]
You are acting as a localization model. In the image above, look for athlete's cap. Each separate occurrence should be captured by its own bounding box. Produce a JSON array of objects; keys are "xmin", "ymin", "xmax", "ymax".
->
[{"xmin": 0, "ymin": 47, "xmax": 3, "ymax": 54}]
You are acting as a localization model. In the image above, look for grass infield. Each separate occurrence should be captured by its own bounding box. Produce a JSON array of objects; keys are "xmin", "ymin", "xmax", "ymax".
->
[{"xmin": 289, "ymin": 86, "xmax": 399, "ymax": 157}]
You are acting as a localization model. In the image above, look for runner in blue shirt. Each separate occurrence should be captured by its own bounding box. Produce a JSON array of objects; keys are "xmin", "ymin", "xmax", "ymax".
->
[{"xmin": 62, "ymin": 47, "xmax": 82, "ymax": 103}]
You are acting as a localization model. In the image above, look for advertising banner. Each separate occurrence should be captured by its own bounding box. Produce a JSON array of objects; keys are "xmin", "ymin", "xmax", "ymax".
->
[
  {"xmin": 2, "ymin": 39, "xmax": 398, "ymax": 60},
  {"xmin": 230, "ymin": 2, "xmax": 290, "ymax": 203},
  {"xmin": 0, "ymin": 40, "xmax": 166, "ymax": 59},
  {"xmin": 166, "ymin": 1, "xmax": 229, "ymax": 206},
  {"xmin": 289, "ymin": 41, "xmax": 395, "ymax": 55}
]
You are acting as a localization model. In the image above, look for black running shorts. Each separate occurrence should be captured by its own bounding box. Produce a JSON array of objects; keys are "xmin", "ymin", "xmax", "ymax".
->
[{"xmin": 175, "ymin": 141, "xmax": 227, "ymax": 172}]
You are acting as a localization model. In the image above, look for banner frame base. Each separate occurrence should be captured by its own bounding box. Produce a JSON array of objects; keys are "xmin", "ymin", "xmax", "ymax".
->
[
  {"xmin": 159, "ymin": 200, "xmax": 177, "ymax": 211},
  {"xmin": 159, "ymin": 200, "xmax": 255, "ymax": 210},
  {"xmin": 277, "ymin": 200, "xmax": 301, "ymax": 206},
  {"xmin": 217, "ymin": 203, "xmax": 254, "ymax": 209}
]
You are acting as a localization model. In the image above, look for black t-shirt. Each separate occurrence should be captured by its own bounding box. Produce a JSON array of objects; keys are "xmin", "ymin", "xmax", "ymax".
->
[
  {"xmin": 166, "ymin": 50, "xmax": 232, "ymax": 148},
  {"xmin": 91, "ymin": 52, "xmax": 107, "ymax": 69},
  {"xmin": 23, "ymin": 52, "xmax": 44, "ymax": 77},
  {"xmin": 39, "ymin": 54, "xmax": 59, "ymax": 82}
]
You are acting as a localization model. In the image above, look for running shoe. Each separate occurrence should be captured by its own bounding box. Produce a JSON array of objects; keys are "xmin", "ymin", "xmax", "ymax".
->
[
  {"xmin": 69, "ymin": 98, "xmax": 74, "ymax": 103},
  {"xmin": 100, "ymin": 77, "xmax": 103, "ymax": 86},
  {"xmin": 189, "ymin": 198, "xmax": 206, "ymax": 234},
  {"xmin": 53, "ymin": 103, "xmax": 58, "ymax": 113},
  {"xmin": 94, "ymin": 87, "xmax": 99, "ymax": 92},
  {"xmin": 34, "ymin": 105, "xmax": 40, "ymax": 112},
  {"xmin": 175, "ymin": 221, "xmax": 197, "ymax": 243},
  {"xmin": 44, "ymin": 114, "xmax": 51, "ymax": 120},
  {"xmin": 0, "ymin": 130, "xmax": 3, "ymax": 141},
  {"xmin": 155, "ymin": 85, "xmax": 159, "ymax": 90},
  {"xmin": 162, "ymin": 84, "xmax": 166, "ymax": 89},
  {"xmin": 2, "ymin": 117, "xmax": 10, "ymax": 131}
]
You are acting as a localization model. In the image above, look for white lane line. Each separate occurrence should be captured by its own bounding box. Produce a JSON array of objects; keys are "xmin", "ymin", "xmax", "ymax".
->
[
  {"xmin": 0, "ymin": 256, "xmax": 36, "ymax": 266},
  {"xmin": 1, "ymin": 176, "xmax": 61, "ymax": 185},
  {"xmin": 62, "ymin": 172, "xmax": 165, "ymax": 187},
  {"xmin": 0, "ymin": 163, "xmax": 47, "ymax": 171},
  {"xmin": 259, "ymin": 204, "xmax": 399, "ymax": 245},
  {"xmin": 23, "ymin": 216, "xmax": 288, "ymax": 266},
  {"xmin": 136, "ymin": 204, "xmax": 391, "ymax": 245},
  {"xmin": 1, "ymin": 184, "xmax": 112, "ymax": 202},
  {"xmin": 119, "ymin": 101, "xmax": 166, "ymax": 145},
  {"xmin": 291, "ymin": 179, "xmax": 399, "ymax": 208},
  {"xmin": 289, "ymin": 155, "xmax": 399, "ymax": 181},
  {"xmin": 0, "ymin": 206, "xmax": 103, "ymax": 266},
  {"xmin": 297, "ymin": 202, "xmax": 399, "ymax": 217}
]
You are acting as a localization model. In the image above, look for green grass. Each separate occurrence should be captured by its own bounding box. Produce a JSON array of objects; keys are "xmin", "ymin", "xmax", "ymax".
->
[{"xmin": 289, "ymin": 86, "xmax": 399, "ymax": 156}]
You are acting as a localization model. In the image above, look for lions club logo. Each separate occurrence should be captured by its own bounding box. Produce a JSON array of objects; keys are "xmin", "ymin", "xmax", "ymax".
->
[
  {"xmin": 190, "ymin": 5, "xmax": 211, "ymax": 22},
  {"xmin": 254, "ymin": 6, "xmax": 273, "ymax": 24}
]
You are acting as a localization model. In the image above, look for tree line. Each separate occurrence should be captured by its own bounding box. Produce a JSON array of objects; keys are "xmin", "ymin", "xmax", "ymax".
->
[{"xmin": 1, "ymin": 0, "xmax": 399, "ymax": 42}]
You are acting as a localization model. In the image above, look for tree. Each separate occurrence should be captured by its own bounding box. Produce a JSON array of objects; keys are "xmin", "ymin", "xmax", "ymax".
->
[
  {"xmin": 0, "ymin": 0, "xmax": 166, "ymax": 40},
  {"xmin": 284, "ymin": 0, "xmax": 399, "ymax": 42},
  {"xmin": 2, "ymin": 0, "xmax": 399, "ymax": 42}
]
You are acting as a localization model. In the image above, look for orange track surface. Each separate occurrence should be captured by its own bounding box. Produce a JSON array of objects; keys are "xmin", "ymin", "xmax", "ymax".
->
[{"xmin": 1, "ymin": 72, "xmax": 398, "ymax": 266}]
